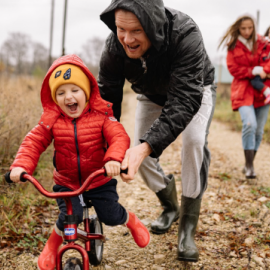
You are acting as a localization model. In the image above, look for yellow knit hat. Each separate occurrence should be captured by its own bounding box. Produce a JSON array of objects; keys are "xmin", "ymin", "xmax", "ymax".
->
[{"xmin": 49, "ymin": 64, "xmax": 90, "ymax": 104}]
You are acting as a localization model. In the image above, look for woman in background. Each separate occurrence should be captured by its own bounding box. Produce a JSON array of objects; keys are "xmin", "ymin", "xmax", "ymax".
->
[{"xmin": 219, "ymin": 15, "xmax": 270, "ymax": 179}]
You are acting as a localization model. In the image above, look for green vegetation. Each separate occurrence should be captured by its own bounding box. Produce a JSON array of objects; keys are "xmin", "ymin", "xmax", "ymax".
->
[
  {"xmin": 0, "ymin": 76, "xmax": 56, "ymax": 252},
  {"xmin": 214, "ymin": 93, "xmax": 270, "ymax": 143},
  {"xmin": 218, "ymin": 172, "xmax": 232, "ymax": 181},
  {"xmin": 251, "ymin": 186, "xmax": 270, "ymax": 197}
]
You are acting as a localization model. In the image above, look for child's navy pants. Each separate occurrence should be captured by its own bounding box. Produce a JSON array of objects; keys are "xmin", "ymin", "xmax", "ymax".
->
[{"xmin": 53, "ymin": 178, "xmax": 127, "ymax": 231}]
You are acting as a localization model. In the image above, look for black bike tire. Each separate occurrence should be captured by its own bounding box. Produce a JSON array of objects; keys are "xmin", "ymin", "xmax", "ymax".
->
[{"xmin": 88, "ymin": 215, "xmax": 104, "ymax": 266}]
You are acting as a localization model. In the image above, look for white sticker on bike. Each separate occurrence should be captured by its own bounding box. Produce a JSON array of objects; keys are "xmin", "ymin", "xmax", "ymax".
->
[{"xmin": 65, "ymin": 228, "xmax": 75, "ymax": 236}]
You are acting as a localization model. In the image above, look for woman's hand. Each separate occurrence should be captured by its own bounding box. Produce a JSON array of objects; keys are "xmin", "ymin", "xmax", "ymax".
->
[
  {"xmin": 10, "ymin": 167, "xmax": 27, "ymax": 183},
  {"xmin": 252, "ymin": 66, "xmax": 267, "ymax": 79},
  {"xmin": 252, "ymin": 66, "xmax": 263, "ymax": 76},
  {"xmin": 260, "ymin": 70, "xmax": 267, "ymax": 79},
  {"xmin": 104, "ymin": 161, "xmax": 121, "ymax": 177}
]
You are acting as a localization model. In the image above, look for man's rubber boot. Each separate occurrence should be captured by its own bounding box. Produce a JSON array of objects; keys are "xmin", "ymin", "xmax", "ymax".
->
[
  {"xmin": 177, "ymin": 196, "xmax": 201, "ymax": 262},
  {"xmin": 244, "ymin": 150, "xmax": 256, "ymax": 179},
  {"xmin": 151, "ymin": 174, "xmax": 180, "ymax": 234},
  {"xmin": 126, "ymin": 211, "xmax": 150, "ymax": 248},
  {"xmin": 37, "ymin": 227, "xmax": 63, "ymax": 270}
]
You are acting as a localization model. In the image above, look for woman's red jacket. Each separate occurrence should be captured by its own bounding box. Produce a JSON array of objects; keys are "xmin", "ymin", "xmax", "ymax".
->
[
  {"xmin": 10, "ymin": 55, "xmax": 130, "ymax": 190},
  {"xmin": 227, "ymin": 35, "xmax": 270, "ymax": 110}
]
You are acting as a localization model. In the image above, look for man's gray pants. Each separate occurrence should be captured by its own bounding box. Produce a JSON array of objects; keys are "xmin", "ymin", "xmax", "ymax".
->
[{"xmin": 134, "ymin": 85, "xmax": 216, "ymax": 199}]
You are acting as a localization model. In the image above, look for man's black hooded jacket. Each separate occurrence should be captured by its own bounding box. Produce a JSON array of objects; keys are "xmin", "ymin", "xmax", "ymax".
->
[{"xmin": 98, "ymin": 0, "xmax": 215, "ymax": 158}]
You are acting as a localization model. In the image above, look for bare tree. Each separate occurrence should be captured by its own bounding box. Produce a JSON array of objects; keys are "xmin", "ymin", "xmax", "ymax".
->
[
  {"xmin": 1, "ymin": 32, "xmax": 31, "ymax": 74},
  {"xmin": 81, "ymin": 37, "xmax": 105, "ymax": 76},
  {"xmin": 31, "ymin": 42, "xmax": 48, "ymax": 75}
]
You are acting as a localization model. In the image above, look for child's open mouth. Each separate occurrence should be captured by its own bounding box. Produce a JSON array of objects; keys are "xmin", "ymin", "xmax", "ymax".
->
[{"xmin": 66, "ymin": 103, "xmax": 78, "ymax": 112}]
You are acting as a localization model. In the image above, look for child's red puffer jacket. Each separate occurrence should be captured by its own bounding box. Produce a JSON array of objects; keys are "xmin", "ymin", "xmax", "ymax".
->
[
  {"xmin": 10, "ymin": 55, "xmax": 130, "ymax": 190},
  {"xmin": 227, "ymin": 35, "xmax": 270, "ymax": 110}
]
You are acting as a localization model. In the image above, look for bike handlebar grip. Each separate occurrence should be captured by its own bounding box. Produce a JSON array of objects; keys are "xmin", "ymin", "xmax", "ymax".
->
[
  {"xmin": 120, "ymin": 168, "xmax": 128, "ymax": 175},
  {"xmin": 4, "ymin": 171, "xmax": 28, "ymax": 183},
  {"xmin": 20, "ymin": 172, "xmax": 28, "ymax": 182},
  {"xmin": 104, "ymin": 168, "xmax": 128, "ymax": 177},
  {"xmin": 4, "ymin": 172, "xmax": 13, "ymax": 184}
]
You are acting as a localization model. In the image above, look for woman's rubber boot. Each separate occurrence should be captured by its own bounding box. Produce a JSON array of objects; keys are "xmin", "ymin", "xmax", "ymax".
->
[
  {"xmin": 37, "ymin": 226, "xmax": 63, "ymax": 270},
  {"xmin": 177, "ymin": 196, "xmax": 201, "ymax": 262},
  {"xmin": 126, "ymin": 211, "xmax": 150, "ymax": 248},
  {"xmin": 242, "ymin": 150, "xmax": 256, "ymax": 174},
  {"xmin": 151, "ymin": 174, "xmax": 180, "ymax": 234},
  {"xmin": 244, "ymin": 150, "xmax": 256, "ymax": 179}
]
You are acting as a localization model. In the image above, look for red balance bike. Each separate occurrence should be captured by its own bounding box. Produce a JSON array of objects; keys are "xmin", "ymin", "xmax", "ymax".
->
[{"xmin": 5, "ymin": 168, "xmax": 127, "ymax": 270}]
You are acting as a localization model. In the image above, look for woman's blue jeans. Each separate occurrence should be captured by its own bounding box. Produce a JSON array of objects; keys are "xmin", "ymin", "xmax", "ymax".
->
[{"xmin": 239, "ymin": 105, "xmax": 269, "ymax": 150}]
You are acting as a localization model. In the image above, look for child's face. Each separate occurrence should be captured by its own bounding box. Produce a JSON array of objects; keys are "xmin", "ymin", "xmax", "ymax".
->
[{"xmin": 55, "ymin": 84, "xmax": 87, "ymax": 118}]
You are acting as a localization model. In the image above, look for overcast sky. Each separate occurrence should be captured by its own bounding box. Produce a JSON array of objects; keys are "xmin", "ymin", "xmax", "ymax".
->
[{"xmin": 1, "ymin": 0, "xmax": 270, "ymax": 64}]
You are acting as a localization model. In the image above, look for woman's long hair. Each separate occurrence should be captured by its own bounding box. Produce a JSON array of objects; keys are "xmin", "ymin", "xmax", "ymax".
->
[
  {"xmin": 218, "ymin": 15, "xmax": 257, "ymax": 53},
  {"xmin": 264, "ymin": 26, "xmax": 270, "ymax": 37}
]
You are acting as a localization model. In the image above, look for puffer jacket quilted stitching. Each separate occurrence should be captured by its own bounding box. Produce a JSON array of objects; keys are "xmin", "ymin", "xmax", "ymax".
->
[{"xmin": 10, "ymin": 54, "xmax": 130, "ymax": 190}]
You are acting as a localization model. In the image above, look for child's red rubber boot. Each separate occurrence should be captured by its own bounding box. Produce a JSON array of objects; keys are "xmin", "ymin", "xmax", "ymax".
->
[
  {"xmin": 126, "ymin": 211, "xmax": 150, "ymax": 248},
  {"xmin": 37, "ymin": 226, "xmax": 63, "ymax": 270}
]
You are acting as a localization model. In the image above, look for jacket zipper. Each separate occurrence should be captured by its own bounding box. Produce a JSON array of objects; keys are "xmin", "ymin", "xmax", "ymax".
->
[
  {"xmin": 140, "ymin": 57, "xmax": 147, "ymax": 74},
  {"xmin": 72, "ymin": 119, "xmax": 82, "ymax": 186}
]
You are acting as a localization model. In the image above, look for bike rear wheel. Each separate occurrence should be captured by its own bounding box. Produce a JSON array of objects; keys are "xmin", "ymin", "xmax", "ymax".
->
[{"xmin": 88, "ymin": 215, "xmax": 104, "ymax": 266}]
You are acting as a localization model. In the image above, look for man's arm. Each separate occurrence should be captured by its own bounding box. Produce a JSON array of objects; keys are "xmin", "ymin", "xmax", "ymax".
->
[
  {"xmin": 98, "ymin": 35, "xmax": 125, "ymax": 121},
  {"xmin": 140, "ymin": 23, "xmax": 205, "ymax": 158},
  {"xmin": 121, "ymin": 22, "xmax": 207, "ymax": 182}
]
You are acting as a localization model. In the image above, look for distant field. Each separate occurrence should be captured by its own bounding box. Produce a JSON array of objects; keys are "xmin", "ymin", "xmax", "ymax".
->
[
  {"xmin": 0, "ymin": 76, "xmax": 43, "ymax": 163},
  {"xmin": 0, "ymin": 75, "xmax": 54, "ymax": 187}
]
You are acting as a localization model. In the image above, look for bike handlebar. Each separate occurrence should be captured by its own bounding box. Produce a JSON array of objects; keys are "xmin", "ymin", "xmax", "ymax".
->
[{"xmin": 4, "ymin": 168, "xmax": 128, "ymax": 199}]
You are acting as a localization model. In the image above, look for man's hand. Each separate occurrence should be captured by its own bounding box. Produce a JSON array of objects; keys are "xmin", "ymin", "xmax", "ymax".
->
[
  {"xmin": 120, "ymin": 142, "xmax": 152, "ymax": 183},
  {"xmin": 10, "ymin": 167, "xmax": 26, "ymax": 183},
  {"xmin": 105, "ymin": 161, "xmax": 121, "ymax": 177}
]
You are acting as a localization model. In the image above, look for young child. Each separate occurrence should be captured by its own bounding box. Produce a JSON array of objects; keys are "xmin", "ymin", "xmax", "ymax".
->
[
  {"xmin": 251, "ymin": 37, "xmax": 270, "ymax": 104},
  {"xmin": 9, "ymin": 54, "xmax": 150, "ymax": 270}
]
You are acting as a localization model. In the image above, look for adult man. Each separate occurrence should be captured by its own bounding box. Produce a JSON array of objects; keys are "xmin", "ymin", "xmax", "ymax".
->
[{"xmin": 98, "ymin": 0, "xmax": 216, "ymax": 262}]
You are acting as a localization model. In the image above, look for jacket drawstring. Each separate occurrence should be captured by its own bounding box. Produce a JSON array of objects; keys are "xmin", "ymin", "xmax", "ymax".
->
[{"xmin": 140, "ymin": 57, "xmax": 148, "ymax": 74}]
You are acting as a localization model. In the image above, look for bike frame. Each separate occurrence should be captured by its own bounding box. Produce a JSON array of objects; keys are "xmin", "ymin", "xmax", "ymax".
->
[{"xmin": 21, "ymin": 168, "xmax": 107, "ymax": 270}]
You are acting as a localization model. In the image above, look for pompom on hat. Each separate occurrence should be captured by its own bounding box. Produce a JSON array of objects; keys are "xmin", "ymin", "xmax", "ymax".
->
[{"xmin": 49, "ymin": 64, "xmax": 91, "ymax": 104}]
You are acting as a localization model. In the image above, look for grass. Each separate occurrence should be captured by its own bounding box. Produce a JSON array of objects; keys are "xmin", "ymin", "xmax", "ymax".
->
[
  {"xmin": 0, "ymin": 75, "xmax": 43, "ymax": 163},
  {"xmin": 213, "ymin": 92, "xmax": 270, "ymax": 144},
  {"xmin": 0, "ymin": 75, "xmax": 55, "ymax": 251}
]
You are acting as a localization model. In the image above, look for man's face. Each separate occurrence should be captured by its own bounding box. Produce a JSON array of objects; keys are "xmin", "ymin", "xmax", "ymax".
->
[{"xmin": 115, "ymin": 9, "xmax": 152, "ymax": 59}]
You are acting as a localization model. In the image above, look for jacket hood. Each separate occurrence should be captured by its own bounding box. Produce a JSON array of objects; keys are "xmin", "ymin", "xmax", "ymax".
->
[
  {"xmin": 100, "ymin": 0, "xmax": 168, "ymax": 52},
  {"xmin": 39, "ymin": 54, "xmax": 113, "ymax": 127}
]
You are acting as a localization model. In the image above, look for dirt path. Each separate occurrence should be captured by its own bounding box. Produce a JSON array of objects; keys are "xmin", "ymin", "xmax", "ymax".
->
[{"xmin": 2, "ymin": 90, "xmax": 270, "ymax": 269}]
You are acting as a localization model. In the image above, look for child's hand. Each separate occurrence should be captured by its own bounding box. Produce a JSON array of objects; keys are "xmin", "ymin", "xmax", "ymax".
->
[
  {"xmin": 105, "ymin": 161, "xmax": 121, "ymax": 177},
  {"xmin": 10, "ymin": 167, "xmax": 26, "ymax": 183}
]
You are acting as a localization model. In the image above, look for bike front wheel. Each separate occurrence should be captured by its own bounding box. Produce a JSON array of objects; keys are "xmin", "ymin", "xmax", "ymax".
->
[
  {"xmin": 63, "ymin": 257, "xmax": 82, "ymax": 270},
  {"xmin": 88, "ymin": 215, "xmax": 104, "ymax": 266}
]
